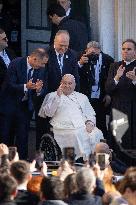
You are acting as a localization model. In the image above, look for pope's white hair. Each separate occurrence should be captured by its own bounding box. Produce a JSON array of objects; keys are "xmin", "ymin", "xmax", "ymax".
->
[{"xmin": 62, "ymin": 74, "xmax": 75, "ymax": 82}]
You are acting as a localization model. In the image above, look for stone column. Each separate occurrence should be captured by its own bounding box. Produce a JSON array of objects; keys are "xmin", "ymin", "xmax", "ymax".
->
[
  {"xmin": 116, "ymin": 0, "xmax": 136, "ymax": 60},
  {"xmin": 98, "ymin": 0, "xmax": 115, "ymax": 58}
]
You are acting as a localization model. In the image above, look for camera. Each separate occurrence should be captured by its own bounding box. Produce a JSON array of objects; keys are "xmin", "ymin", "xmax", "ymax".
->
[
  {"xmin": 8, "ymin": 147, "xmax": 17, "ymax": 161},
  {"xmin": 87, "ymin": 53, "xmax": 99, "ymax": 64}
]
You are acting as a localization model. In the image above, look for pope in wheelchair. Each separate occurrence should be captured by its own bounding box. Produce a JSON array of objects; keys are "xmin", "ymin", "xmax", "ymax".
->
[{"xmin": 39, "ymin": 74, "xmax": 103, "ymax": 160}]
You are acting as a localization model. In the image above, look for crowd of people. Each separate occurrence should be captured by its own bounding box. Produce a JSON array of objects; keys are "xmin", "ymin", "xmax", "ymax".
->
[
  {"xmin": 0, "ymin": 142, "xmax": 136, "ymax": 205},
  {"xmin": 0, "ymin": 1, "xmax": 136, "ymax": 204}
]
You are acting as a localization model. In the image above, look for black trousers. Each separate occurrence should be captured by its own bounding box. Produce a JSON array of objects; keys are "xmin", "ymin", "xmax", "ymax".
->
[
  {"xmin": 90, "ymin": 98, "xmax": 108, "ymax": 139},
  {"xmin": 0, "ymin": 108, "xmax": 32, "ymax": 160}
]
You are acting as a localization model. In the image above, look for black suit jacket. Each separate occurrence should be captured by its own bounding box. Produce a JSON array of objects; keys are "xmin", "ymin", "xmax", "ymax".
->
[
  {"xmin": 0, "ymin": 57, "xmax": 47, "ymax": 114},
  {"xmin": 50, "ymin": 17, "xmax": 88, "ymax": 53},
  {"xmin": 79, "ymin": 52, "xmax": 114, "ymax": 101},
  {"xmin": 47, "ymin": 46, "xmax": 80, "ymax": 93},
  {"xmin": 67, "ymin": 192, "xmax": 102, "ymax": 205},
  {"xmin": 0, "ymin": 48, "xmax": 16, "ymax": 90}
]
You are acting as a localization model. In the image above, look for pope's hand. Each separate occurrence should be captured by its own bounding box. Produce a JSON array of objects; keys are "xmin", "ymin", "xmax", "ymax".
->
[
  {"xmin": 57, "ymin": 84, "xmax": 63, "ymax": 96},
  {"xmin": 86, "ymin": 121, "xmax": 95, "ymax": 133}
]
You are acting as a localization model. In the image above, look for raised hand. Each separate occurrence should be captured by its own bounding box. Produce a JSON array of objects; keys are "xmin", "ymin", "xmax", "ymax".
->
[
  {"xmin": 79, "ymin": 53, "xmax": 89, "ymax": 65},
  {"xmin": 0, "ymin": 143, "xmax": 9, "ymax": 156},
  {"xmin": 126, "ymin": 67, "xmax": 136, "ymax": 81},
  {"xmin": 57, "ymin": 84, "xmax": 63, "ymax": 96},
  {"xmin": 86, "ymin": 121, "xmax": 95, "ymax": 133},
  {"xmin": 115, "ymin": 65, "xmax": 125, "ymax": 81}
]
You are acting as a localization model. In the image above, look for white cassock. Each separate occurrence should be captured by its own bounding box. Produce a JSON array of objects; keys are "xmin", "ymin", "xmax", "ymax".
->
[{"xmin": 39, "ymin": 91, "xmax": 103, "ymax": 159}]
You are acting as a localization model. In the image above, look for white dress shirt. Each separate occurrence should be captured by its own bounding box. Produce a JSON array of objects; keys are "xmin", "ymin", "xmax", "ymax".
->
[{"xmin": 0, "ymin": 49, "xmax": 11, "ymax": 68}]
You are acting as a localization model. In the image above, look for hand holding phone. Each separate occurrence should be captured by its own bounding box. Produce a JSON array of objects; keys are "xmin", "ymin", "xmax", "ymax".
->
[
  {"xmin": 96, "ymin": 153, "xmax": 106, "ymax": 170},
  {"xmin": 63, "ymin": 147, "xmax": 75, "ymax": 162},
  {"xmin": 8, "ymin": 146, "xmax": 17, "ymax": 161},
  {"xmin": 35, "ymin": 151, "xmax": 44, "ymax": 171}
]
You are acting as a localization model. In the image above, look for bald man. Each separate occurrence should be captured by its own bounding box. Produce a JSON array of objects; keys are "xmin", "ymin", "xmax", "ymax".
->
[{"xmin": 47, "ymin": 30, "xmax": 79, "ymax": 93}]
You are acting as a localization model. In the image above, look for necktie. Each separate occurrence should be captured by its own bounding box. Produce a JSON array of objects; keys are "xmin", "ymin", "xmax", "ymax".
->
[
  {"xmin": 27, "ymin": 68, "xmax": 34, "ymax": 111},
  {"xmin": 28, "ymin": 68, "xmax": 33, "ymax": 81},
  {"xmin": 32, "ymin": 69, "xmax": 38, "ymax": 83},
  {"xmin": 58, "ymin": 54, "xmax": 63, "ymax": 74}
]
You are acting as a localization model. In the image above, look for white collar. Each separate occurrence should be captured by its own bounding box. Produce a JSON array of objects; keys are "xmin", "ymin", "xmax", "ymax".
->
[
  {"xmin": 0, "ymin": 49, "xmax": 6, "ymax": 56},
  {"xmin": 54, "ymin": 48, "xmax": 64, "ymax": 58},
  {"xmin": 27, "ymin": 57, "xmax": 33, "ymax": 70},
  {"xmin": 124, "ymin": 59, "xmax": 135, "ymax": 65}
]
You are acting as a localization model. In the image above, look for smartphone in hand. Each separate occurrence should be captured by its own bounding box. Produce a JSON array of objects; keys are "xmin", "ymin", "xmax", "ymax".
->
[
  {"xmin": 63, "ymin": 147, "xmax": 75, "ymax": 162},
  {"xmin": 96, "ymin": 153, "xmax": 106, "ymax": 170},
  {"xmin": 8, "ymin": 146, "xmax": 17, "ymax": 161}
]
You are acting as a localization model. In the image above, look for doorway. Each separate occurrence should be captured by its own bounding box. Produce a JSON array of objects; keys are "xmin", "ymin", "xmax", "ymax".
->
[{"xmin": 0, "ymin": 0, "xmax": 21, "ymax": 56}]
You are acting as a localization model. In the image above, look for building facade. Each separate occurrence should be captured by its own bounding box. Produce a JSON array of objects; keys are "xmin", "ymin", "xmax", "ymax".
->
[{"xmin": 21, "ymin": 0, "xmax": 136, "ymax": 60}]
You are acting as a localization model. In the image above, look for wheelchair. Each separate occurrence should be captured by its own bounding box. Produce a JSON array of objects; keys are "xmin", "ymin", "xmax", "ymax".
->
[{"xmin": 39, "ymin": 132, "xmax": 62, "ymax": 161}]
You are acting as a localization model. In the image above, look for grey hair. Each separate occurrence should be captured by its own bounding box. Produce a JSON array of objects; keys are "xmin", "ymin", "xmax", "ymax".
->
[
  {"xmin": 76, "ymin": 167, "xmax": 96, "ymax": 193},
  {"xmin": 55, "ymin": 30, "xmax": 70, "ymax": 39},
  {"xmin": 87, "ymin": 41, "xmax": 101, "ymax": 49},
  {"xmin": 62, "ymin": 74, "xmax": 75, "ymax": 83}
]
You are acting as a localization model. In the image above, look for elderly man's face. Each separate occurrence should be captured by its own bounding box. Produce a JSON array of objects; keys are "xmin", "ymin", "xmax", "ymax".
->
[
  {"xmin": 61, "ymin": 75, "xmax": 75, "ymax": 95},
  {"xmin": 0, "ymin": 32, "xmax": 8, "ymax": 49},
  {"xmin": 54, "ymin": 33, "xmax": 69, "ymax": 54},
  {"xmin": 122, "ymin": 42, "xmax": 136, "ymax": 62},
  {"xmin": 57, "ymin": 0, "xmax": 71, "ymax": 12}
]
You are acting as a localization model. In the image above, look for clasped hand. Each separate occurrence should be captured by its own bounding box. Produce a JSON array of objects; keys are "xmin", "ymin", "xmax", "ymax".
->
[
  {"xmin": 126, "ymin": 67, "xmax": 136, "ymax": 81},
  {"xmin": 26, "ymin": 79, "xmax": 43, "ymax": 92},
  {"xmin": 115, "ymin": 65, "xmax": 136, "ymax": 81}
]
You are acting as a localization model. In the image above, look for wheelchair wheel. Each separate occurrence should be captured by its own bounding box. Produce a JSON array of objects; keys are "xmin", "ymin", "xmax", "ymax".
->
[{"xmin": 39, "ymin": 133, "xmax": 61, "ymax": 161}]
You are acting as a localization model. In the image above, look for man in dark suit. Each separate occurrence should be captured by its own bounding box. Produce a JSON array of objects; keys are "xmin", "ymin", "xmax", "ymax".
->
[
  {"xmin": 47, "ymin": 29, "xmax": 79, "ymax": 93},
  {"xmin": 47, "ymin": 3, "xmax": 88, "ymax": 53},
  {"xmin": 0, "ymin": 28, "xmax": 16, "ymax": 144},
  {"xmin": 0, "ymin": 48, "xmax": 48, "ymax": 159},
  {"xmin": 0, "ymin": 28, "xmax": 16, "ymax": 91},
  {"xmin": 79, "ymin": 41, "xmax": 114, "ymax": 139},
  {"xmin": 57, "ymin": 0, "xmax": 91, "ymax": 40},
  {"xmin": 36, "ymin": 30, "xmax": 80, "ymax": 148}
]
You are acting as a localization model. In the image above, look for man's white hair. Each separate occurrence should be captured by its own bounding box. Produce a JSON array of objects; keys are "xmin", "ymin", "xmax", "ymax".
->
[{"xmin": 62, "ymin": 74, "xmax": 75, "ymax": 82}]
